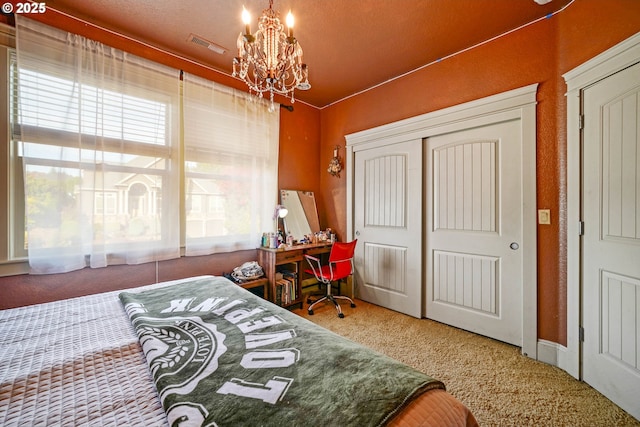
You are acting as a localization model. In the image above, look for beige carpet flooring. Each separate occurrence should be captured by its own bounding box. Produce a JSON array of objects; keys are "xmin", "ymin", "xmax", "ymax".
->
[{"xmin": 293, "ymin": 298, "xmax": 639, "ymax": 427}]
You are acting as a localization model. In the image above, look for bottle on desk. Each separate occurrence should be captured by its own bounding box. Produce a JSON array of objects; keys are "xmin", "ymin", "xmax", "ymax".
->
[{"xmin": 261, "ymin": 232, "xmax": 276, "ymax": 248}]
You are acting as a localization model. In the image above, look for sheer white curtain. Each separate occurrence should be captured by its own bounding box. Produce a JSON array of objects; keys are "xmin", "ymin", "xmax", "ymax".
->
[
  {"xmin": 183, "ymin": 73, "xmax": 279, "ymax": 255},
  {"xmin": 15, "ymin": 16, "xmax": 181, "ymax": 274}
]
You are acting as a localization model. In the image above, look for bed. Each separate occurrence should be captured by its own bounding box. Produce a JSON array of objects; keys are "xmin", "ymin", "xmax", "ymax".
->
[{"xmin": 0, "ymin": 275, "xmax": 477, "ymax": 426}]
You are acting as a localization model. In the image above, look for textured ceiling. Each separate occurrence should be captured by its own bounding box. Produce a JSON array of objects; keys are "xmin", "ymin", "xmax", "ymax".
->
[{"xmin": 43, "ymin": 0, "xmax": 573, "ymax": 108}]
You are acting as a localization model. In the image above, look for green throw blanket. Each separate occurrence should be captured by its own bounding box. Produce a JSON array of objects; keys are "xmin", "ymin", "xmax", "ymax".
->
[{"xmin": 119, "ymin": 276, "xmax": 444, "ymax": 427}]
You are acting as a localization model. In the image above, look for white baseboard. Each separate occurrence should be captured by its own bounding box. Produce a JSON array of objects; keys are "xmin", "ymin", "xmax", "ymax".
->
[{"xmin": 537, "ymin": 339, "xmax": 573, "ymax": 376}]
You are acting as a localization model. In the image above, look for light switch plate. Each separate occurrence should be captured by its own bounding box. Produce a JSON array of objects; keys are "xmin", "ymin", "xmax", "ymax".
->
[{"xmin": 538, "ymin": 209, "xmax": 551, "ymax": 225}]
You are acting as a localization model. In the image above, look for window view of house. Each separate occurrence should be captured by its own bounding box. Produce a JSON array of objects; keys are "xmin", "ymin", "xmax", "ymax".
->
[{"xmin": 13, "ymin": 66, "xmax": 172, "ymax": 251}]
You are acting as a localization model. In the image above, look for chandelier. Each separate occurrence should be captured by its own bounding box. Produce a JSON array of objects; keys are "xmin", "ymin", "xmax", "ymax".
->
[{"xmin": 232, "ymin": 0, "xmax": 311, "ymax": 109}]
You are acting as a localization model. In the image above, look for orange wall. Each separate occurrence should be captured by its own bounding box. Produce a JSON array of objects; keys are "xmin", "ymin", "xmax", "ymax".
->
[
  {"xmin": 278, "ymin": 103, "xmax": 322, "ymax": 211},
  {"xmin": 319, "ymin": 0, "xmax": 640, "ymax": 346}
]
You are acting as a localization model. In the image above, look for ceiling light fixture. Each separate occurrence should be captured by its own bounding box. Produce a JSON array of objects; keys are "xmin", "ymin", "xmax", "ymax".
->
[{"xmin": 233, "ymin": 0, "xmax": 310, "ymax": 110}]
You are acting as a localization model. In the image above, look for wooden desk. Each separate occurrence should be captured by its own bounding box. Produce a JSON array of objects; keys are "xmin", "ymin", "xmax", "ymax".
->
[{"xmin": 258, "ymin": 243, "xmax": 332, "ymax": 309}]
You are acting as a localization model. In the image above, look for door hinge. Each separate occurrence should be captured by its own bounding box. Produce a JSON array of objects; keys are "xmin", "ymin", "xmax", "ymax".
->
[
  {"xmin": 578, "ymin": 221, "xmax": 585, "ymax": 236},
  {"xmin": 579, "ymin": 114, "xmax": 584, "ymax": 130},
  {"xmin": 579, "ymin": 326, "xmax": 584, "ymax": 342}
]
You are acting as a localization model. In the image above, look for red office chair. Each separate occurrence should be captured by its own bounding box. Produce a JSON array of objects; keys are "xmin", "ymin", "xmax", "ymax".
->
[{"xmin": 304, "ymin": 240, "xmax": 357, "ymax": 318}]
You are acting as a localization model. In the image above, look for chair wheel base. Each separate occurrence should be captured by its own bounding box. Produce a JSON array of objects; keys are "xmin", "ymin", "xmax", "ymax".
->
[
  {"xmin": 350, "ymin": 303, "xmax": 356, "ymax": 308},
  {"xmin": 338, "ymin": 313, "xmax": 344, "ymax": 318},
  {"xmin": 308, "ymin": 309, "xmax": 314, "ymax": 315}
]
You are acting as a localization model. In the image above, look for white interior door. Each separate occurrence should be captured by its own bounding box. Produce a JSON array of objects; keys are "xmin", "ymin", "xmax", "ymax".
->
[
  {"xmin": 582, "ymin": 62, "xmax": 640, "ymax": 420},
  {"xmin": 425, "ymin": 119, "xmax": 523, "ymax": 346},
  {"xmin": 353, "ymin": 139, "xmax": 422, "ymax": 318}
]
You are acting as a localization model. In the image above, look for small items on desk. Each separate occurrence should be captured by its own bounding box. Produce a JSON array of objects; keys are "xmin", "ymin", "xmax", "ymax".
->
[
  {"xmin": 299, "ymin": 228, "xmax": 336, "ymax": 245},
  {"xmin": 262, "ymin": 228, "xmax": 335, "ymax": 249},
  {"xmin": 261, "ymin": 231, "xmax": 284, "ymax": 249}
]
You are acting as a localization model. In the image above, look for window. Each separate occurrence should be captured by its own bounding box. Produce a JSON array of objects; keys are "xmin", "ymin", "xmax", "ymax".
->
[
  {"xmin": 0, "ymin": 27, "xmax": 25, "ymax": 266},
  {"xmin": 95, "ymin": 192, "xmax": 116, "ymax": 215},
  {"xmin": 182, "ymin": 72, "xmax": 279, "ymax": 256},
  {"xmin": 15, "ymin": 68, "xmax": 178, "ymax": 249},
  {"xmin": 0, "ymin": 17, "xmax": 278, "ymax": 275}
]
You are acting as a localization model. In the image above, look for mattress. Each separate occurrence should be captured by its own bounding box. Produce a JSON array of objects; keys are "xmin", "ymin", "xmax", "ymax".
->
[{"xmin": 0, "ymin": 276, "xmax": 477, "ymax": 426}]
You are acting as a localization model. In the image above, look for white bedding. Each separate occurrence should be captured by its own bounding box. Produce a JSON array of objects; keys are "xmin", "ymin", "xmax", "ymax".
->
[{"xmin": 0, "ymin": 278, "xmax": 197, "ymax": 426}]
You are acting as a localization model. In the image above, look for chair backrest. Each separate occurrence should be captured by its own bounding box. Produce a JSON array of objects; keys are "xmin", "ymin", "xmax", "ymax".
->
[{"xmin": 329, "ymin": 240, "xmax": 357, "ymax": 279}]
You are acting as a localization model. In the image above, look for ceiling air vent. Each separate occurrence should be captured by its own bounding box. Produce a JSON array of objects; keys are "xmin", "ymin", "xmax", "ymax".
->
[{"xmin": 187, "ymin": 33, "xmax": 226, "ymax": 55}]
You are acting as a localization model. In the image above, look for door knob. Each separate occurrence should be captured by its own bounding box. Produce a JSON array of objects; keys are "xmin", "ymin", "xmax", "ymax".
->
[
  {"xmin": 355, "ymin": 230, "xmax": 360, "ymax": 236},
  {"xmin": 510, "ymin": 242, "xmax": 519, "ymax": 250}
]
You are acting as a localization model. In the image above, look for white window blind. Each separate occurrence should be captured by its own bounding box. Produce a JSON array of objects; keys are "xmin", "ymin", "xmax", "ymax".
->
[{"xmin": 183, "ymin": 73, "xmax": 279, "ymax": 255}]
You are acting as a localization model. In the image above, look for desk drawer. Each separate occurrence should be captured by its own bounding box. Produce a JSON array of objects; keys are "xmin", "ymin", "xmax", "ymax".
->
[
  {"xmin": 276, "ymin": 251, "xmax": 303, "ymax": 263},
  {"xmin": 305, "ymin": 247, "xmax": 331, "ymax": 256}
]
